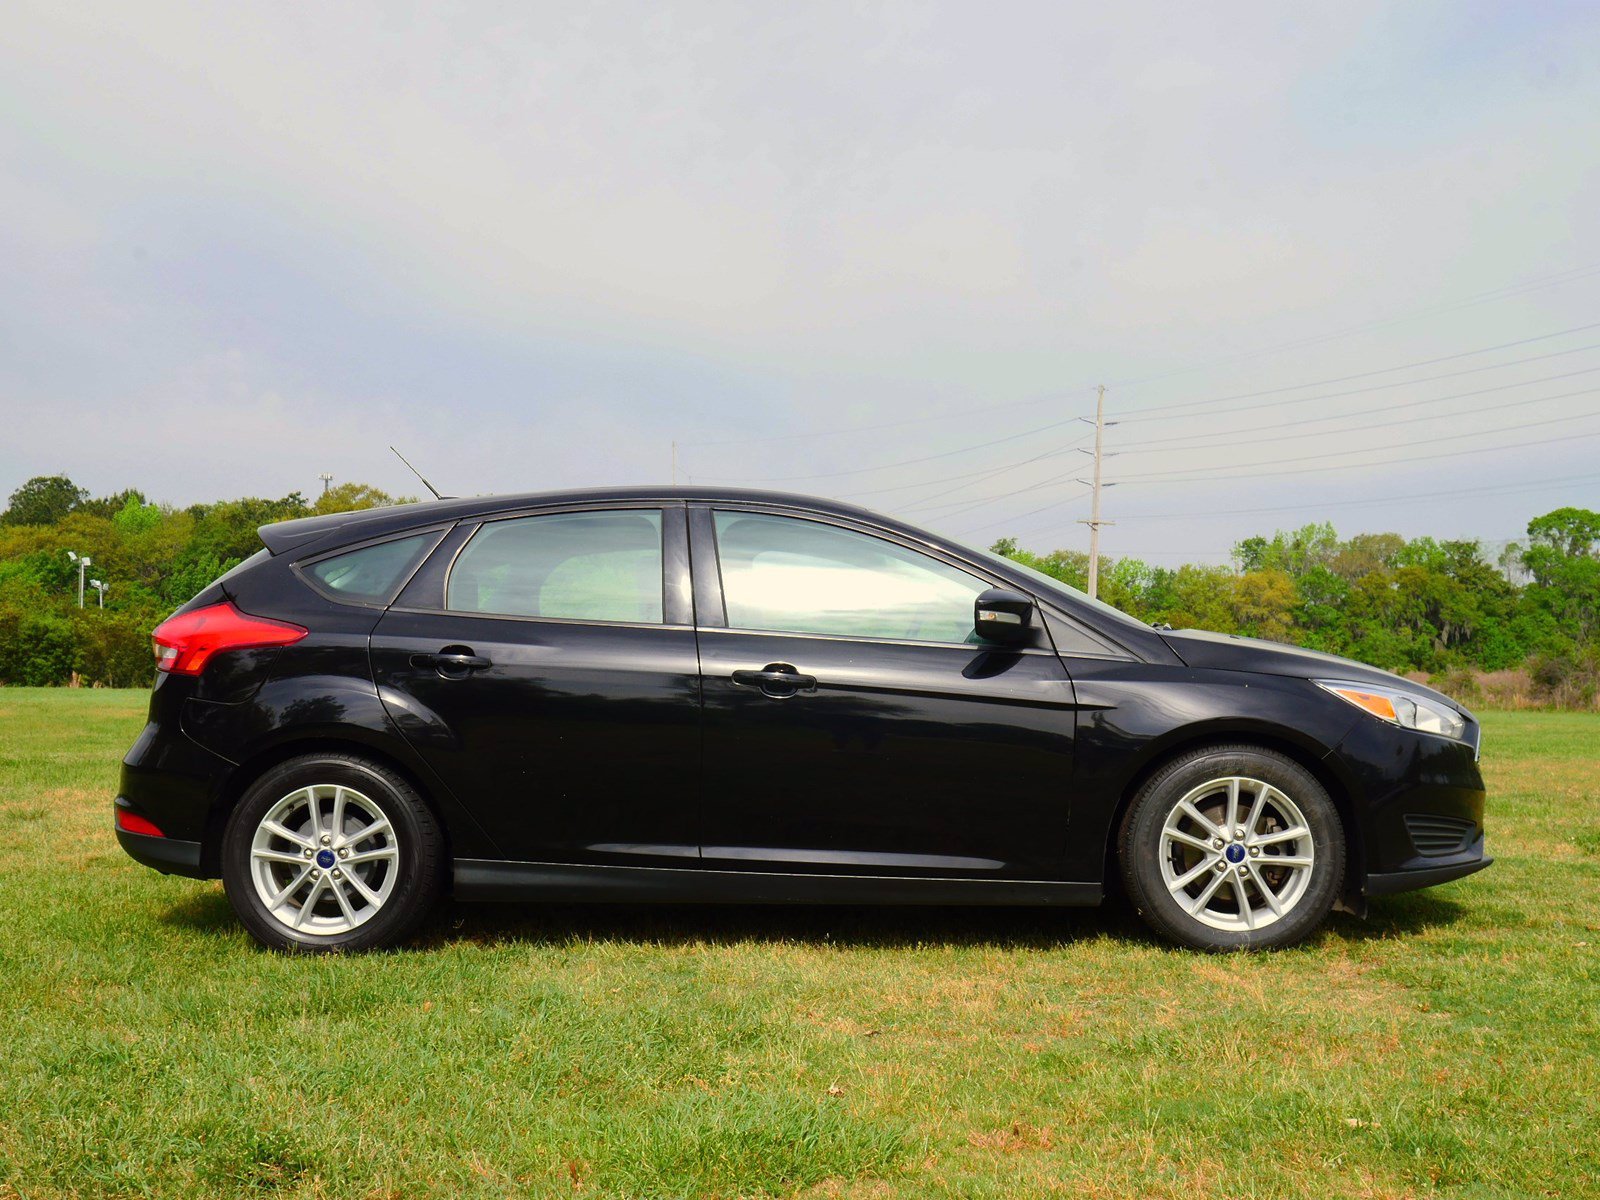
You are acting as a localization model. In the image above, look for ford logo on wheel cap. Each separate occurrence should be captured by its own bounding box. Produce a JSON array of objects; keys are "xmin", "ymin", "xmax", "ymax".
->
[
  {"xmin": 1225, "ymin": 843, "xmax": 1246, "ymax": 864},
  {"xmin": 315, "ymin": 849, "xmax": 336, "ymax": 869}
]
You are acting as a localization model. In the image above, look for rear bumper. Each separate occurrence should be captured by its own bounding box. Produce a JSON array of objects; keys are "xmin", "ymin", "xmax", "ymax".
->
[
  {"xmin": 117, "ymin": 706, "xmax": 234, "ymax": 877},
  {"xmin": 115, "ymin": 826, "xmax": 206, "ymax": 878}
]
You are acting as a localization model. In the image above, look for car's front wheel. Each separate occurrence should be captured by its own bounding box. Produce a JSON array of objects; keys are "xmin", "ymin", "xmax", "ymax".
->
[
  {"xmin": 1118, "ymin": 745, "xmax": 1345, "ymax": 950},
  {"xmin": 221, "ymin": 753, "xmax": 442, "ymax": 952}
]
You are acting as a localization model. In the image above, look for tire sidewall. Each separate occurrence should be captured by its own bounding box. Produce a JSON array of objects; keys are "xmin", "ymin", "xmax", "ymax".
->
[
  {"xmin": 221, "ymin": 754, "xmax": 437, "ymax": 953},
  {"xmin": 1123, "ymin": 747, "xmax": 1345, "ymax": 951}
]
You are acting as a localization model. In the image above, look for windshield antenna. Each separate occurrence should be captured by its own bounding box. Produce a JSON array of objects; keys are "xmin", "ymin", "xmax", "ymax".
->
[{"xmin": 390, "ymin": 446, "xmax": 448, "ymax": 500}]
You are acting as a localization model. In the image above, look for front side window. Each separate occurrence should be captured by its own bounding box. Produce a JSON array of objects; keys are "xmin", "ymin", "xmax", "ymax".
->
[
  {"xmin": 447, "ymin": 510, "xmax": 664, "ymax": 623},
  {"xmin": 713, "ymin": 512, "xmax": 987, "ymax": 643},
  {"xmin": 304, "ymin": 533, "xmax": 437, "ymax": 604}
]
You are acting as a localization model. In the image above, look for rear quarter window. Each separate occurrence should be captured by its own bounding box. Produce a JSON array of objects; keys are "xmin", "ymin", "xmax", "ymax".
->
[{"xmin": 301, "ymin": 532, "xmax": 440, "ymax": 605}]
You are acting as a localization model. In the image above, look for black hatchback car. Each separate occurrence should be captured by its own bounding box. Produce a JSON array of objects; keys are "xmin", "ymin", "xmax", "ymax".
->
[{"xmin": 115, "ymin": 488, "xmax": 1490, "ymax": 952}]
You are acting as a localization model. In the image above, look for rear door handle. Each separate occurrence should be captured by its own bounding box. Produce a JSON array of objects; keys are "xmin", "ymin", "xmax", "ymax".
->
[
  {"xmin": 411, "ymin": 647, "xmax": 493, "ymax": 675},
  {"xmin": 731, "ymin": 663, "xmax": 817, "ymax": 698}
]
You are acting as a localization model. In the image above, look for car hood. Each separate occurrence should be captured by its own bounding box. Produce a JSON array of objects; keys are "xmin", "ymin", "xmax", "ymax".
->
[{"xmin": 1159, "ymin": 628, "xmax": 1467, "ymax": 713}]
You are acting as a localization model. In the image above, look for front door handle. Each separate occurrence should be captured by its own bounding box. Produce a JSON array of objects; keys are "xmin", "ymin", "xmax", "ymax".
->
[
  {"xmin": 411, "ymin": 647, "xmax": 493, "ymax": 677},
  {"xmin": 731, "ymin": 662, "xmax": 817, "ymax": 698}
]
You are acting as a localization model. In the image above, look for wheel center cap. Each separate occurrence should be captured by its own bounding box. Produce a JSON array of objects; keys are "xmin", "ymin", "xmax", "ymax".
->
[
  {"xmin": 315, "ymin": 849, "xmax": 336, "ymax": 869},
  {"xmin": 1224, "ymin": 843, "xmax": 1246, "ymax": 864}
]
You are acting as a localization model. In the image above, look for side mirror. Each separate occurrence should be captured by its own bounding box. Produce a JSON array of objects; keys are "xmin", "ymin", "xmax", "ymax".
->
[{"xmin": 973, "ymin": 588, "xmax": 1034, "ymax": 645}]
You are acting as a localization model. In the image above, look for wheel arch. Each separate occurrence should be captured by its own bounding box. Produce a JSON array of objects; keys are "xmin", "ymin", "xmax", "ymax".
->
[
  {"xmin": 1100, "ymin": 727, "xmax": 1363, "ymax": 898},
  {"xmin": 200, "ymin": 734, "xmax": 461, "ymax": 878}
]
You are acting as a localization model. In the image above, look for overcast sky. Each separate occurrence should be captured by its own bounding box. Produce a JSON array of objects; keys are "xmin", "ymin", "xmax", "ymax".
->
[{"xmin": 3, "ymin": 2, "xmax": 1598, "ymax": 562}]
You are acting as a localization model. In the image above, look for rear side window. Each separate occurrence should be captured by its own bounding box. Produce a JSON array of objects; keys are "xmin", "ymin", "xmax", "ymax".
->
[
  {"xmin": 303, "ymin": 533, "xmax": 438, "ymax": 604},
  {"xmin": 446, "ymin": 510, "xmax": 664, "ymax": 623}
]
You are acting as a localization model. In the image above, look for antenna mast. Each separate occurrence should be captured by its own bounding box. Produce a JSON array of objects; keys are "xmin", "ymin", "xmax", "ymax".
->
[{"xmin": 389, "ymin": 446, "xmax": 445, "ymax": 500}]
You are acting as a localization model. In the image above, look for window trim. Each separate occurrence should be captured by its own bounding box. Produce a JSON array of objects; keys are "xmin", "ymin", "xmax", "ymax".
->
[
  {"xmin": 292, "ymin": 525, "xmax": 452, "ymax": 609},
  {"xmin": 424, "ymin": 504, "xmax": 680, "ymax": 628},
  {"xmin": 697, "ymin": 503, "xmax": 1044, "ymax": 650}
]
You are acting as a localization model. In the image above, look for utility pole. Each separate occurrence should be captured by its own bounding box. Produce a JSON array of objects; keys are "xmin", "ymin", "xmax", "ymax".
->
[
  {"xmin": 318, "ymin": 472, "xmax": 334, "ymax": 496},
  {"xmin": 1076, "ymin": 385, "xmax": 1115, "ymax": 599}
]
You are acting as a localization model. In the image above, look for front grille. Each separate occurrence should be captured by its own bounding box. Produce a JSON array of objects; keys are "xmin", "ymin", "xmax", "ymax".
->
[{"xmin": 1404, "ymin": 813, "xmax": 1477, "ymax": 857}]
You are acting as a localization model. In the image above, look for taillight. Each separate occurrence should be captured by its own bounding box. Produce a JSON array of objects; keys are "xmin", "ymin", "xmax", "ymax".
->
[
  {"xmin": 116, "ymin": 809, "xmax": 165, "ymax": 837},
  {"xmin": 151, "ymin": 601, "xmax": 307, "ymax": 676}
]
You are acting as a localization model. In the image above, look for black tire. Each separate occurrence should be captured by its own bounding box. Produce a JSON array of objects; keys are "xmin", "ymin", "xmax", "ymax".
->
[
  {"xmin": 1118, "ymin": 744, "xmax": 1345, "ymax": 951},
  {"xmin": 221, "ymin": 752, "xmax": 442, "ymax": 953}
]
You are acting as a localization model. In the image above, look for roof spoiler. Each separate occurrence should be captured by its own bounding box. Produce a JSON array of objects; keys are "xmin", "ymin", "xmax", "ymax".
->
[{"xmin": 256, "ymin": 512, "xmax": 367, "ymax": 555}]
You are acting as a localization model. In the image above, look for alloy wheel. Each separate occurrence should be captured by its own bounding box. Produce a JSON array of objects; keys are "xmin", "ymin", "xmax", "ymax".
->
[
  {"xmin": 1158, "ymin": 775, "xmax": 1316, "ymax": 932},
  {"xmin": 248, "ymin": 784, "xmax": 400, "ymax": 936}
]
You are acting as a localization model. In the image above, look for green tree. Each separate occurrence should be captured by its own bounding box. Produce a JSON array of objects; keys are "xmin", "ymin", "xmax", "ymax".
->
[
  {"xmin": 2, "ymin": 475, "xmax": 87, "ymax": 526},
  {"xmin": 1522, "ymin": 507, "xmax": 1600, "ymax": 644},
  {"xmin": 1232, "ymin": 569, "xmax": 1298, "ymax": 642},
  {"xmin": 313, "ymin": 482, "xmax": 409, "ymax": 516}
]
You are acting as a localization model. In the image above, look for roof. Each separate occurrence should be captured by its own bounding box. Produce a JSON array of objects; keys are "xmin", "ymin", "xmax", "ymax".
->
[{"xmin": 256, "ymin": 486, "xmax": 907, "ymax": 556}]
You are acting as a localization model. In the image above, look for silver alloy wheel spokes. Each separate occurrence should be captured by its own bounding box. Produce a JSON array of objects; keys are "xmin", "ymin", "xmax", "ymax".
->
[
  {"xmin": 1158, "ymin": 776, "xmax": 1315, "ymax": 932},
  {"xmin": 249, "ymin": 784, "xmax": 399, "ymax": 937}
]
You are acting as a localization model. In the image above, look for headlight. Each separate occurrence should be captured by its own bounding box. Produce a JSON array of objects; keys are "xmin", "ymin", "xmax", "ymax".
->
[{"xmin": 1315, "ymin": 680, "xmax": 1468, "ymax": 742}]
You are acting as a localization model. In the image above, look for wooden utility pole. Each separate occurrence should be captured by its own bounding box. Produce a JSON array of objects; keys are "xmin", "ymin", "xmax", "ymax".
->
[{"xmin": 1077, "ymin": 385, "xmax": 1114, "ymax": 599}]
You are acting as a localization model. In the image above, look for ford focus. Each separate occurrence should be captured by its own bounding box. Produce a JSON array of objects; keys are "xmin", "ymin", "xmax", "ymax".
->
[{"xmin": 114, "ymin": 488, "xmax": 1490, "ymax": 952}]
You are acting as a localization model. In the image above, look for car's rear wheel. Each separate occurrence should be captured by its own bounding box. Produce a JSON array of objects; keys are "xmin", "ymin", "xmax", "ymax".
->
[
  {"xmin": 221, "ymin": 753, "xmax": 442, "ymax": 952},
  {"xmin": 1118, "ymin": 745, "xmax": 1345, "ymax": 950}
]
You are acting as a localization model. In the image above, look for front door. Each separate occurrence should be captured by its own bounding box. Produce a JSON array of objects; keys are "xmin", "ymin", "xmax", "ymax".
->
[
  {"xmin": 370, "ymin": 505, "xmax": 702, "ymax": 864},
  {"xmin": 691, "ymin": 507, "xmax": 1078, "ymax": 880}
]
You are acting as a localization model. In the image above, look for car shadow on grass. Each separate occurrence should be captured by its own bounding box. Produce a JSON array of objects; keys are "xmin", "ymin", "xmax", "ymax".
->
[
  {"xmin": 155, "ymin": 883, "xmax": 1468, "ymax": 952},
  {"xmin": 418, "ymin": 897, "xmax": 1147, "ymax": 951}
]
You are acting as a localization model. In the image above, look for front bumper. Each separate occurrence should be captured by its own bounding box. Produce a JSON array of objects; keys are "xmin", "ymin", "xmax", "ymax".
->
[
  {"xmin": 1366, "ymin": 843, "xmax": 1494, "ymax": 895},
  {"xmin": 1328, "ymin": 715, "xmax": 1491, "ymax": 894}
]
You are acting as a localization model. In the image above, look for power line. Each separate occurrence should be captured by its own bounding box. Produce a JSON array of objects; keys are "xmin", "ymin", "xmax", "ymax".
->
[
  {"xmin": 1103, "ymin": 265, "xmax": 1600, "ymax": 396},
  {"xmin": 1112, "ymin": 470, "xmax": 1600, "ymax": 522},
  {"xmin": 1117, "ymin": 328, "xmax": 1600, "ymax": 423},
  {"xmin": 1110, "ymin": 417, "xmax": 1600, "ymax": 485},
  {"xmin": 700, "ymin": 413, "xmax": 1091, "ymax": 483},
  {"xmin": 940, "ymin": 487, "xmax": 1092, "ymax": 535},
  {"xmin": 1113, "ymin": 378, "xmax": 1600, "ymax": 458},
  {"xmin": 871, "ymin": 383, "xmax": 1598, "ymax": 525},
  {"xmin": 835, "ymin": 432, "xmax": 1093, "ymax": 500},
  {"xmin": 896, "ymin": 382, "xmax": 1593, "ymax": 518},
  {"xmin": 680, "ymin": 386, "xmax": 1098, "ymax": 448},
  {"xmin": 681, "ymin": 275, "xmax": 1600, "ymax": 452}
]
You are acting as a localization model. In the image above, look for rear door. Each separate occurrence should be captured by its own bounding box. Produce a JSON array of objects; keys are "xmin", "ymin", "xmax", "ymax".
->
[
  {"xmin": 690, "ymin": 505, "xmax": 1078, "ymax": 880},
  {"xmin": 369, "ymin": 503, "xmax": 702, "ymax": 864}
]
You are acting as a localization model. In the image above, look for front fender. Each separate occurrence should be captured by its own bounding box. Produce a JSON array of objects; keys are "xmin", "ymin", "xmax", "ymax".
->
[{"xmin": 1061, "ymin": 660, "xmax": 1361, "ymax": 880}]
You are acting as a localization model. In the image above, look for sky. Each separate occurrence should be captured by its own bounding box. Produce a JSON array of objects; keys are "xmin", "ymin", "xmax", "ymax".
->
[{"xmin": 3, "ymin": 1, "xmax": 1599, "ymax": 564}]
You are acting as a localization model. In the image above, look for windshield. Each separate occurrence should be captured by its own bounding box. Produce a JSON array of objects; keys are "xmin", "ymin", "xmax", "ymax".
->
[{"xmin": 966, "ymin": 544, "xmax": 1154, "ymax": 632}]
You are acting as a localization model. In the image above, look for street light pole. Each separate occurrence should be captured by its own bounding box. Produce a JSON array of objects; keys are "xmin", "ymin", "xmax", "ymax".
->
[
  {"xmin": 90, "ymin": 579, "xmax": 108, "ymax": 609},
  {"xmin": 66, "ymin": 551, "xmax": 91, "ymax": 608}
]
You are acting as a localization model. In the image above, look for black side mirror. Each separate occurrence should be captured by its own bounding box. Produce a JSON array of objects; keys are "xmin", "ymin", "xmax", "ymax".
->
[{"xmin": 973, "ymin": 588, "xmax": 1034, "ymax": 645}]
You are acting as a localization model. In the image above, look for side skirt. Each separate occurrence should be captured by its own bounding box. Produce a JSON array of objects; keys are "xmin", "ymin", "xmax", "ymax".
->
[{"xmin": 452, "ymin": 859, "xmax": 1103, "ymax": 907}]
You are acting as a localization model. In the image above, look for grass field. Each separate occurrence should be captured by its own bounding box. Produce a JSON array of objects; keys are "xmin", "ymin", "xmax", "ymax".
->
[{"xmin": 0, "ymin": 690, "xmax": 1596, "ymax": 1199}]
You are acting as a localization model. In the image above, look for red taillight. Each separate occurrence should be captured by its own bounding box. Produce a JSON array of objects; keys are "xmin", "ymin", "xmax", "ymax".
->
[
  {"xmin": 151, "ymin": 601, "xmax": 307, "ymax": 676},
  {"xmin": 116, "ymin": 809, "xmax": 165, "ymax": 837}
]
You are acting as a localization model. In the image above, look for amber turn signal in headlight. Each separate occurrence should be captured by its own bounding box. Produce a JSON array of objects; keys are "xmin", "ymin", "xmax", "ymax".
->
[{"xmin": 1315, "ymin": 680, "xmax": 1468, "ymax": 742}]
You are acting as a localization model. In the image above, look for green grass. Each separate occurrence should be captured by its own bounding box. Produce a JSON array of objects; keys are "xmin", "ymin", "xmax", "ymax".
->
[{"xmin": 0, "ymin": 691, "xmax": 1597, "ymax": 1199}]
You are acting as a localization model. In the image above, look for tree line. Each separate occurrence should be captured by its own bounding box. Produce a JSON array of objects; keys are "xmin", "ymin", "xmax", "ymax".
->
[
  {"xmin": 1, "ymin": 473, "xmax": 1597, "ymax": 706},
  {"xmin": 994, "ymin": 507, "xmax": 1600, "ymax": 707}
]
